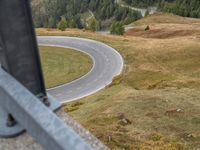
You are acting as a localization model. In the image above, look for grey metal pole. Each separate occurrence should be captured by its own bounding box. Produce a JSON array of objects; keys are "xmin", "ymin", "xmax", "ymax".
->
[
  {"xmin": 0, "ymin": 0, "xmax": 50, "ymax": 127},
  {"xmin": 0, "ymin": 0, "xmax": 47, "ymax": 99},
  {"xmin": 0, "ymin": 0, "xmax": 60, "ymax": 137}
]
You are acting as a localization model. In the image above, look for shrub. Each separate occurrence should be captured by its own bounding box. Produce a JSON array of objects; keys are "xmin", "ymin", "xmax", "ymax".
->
[
  {"xmin": 145, "ymin": 10, "xmax": 149, "ymax": 17},
  {"xmin": 110, "ymin": 22, "xmax": 125, "ymax": 35},
  {"xmin": 88, "ymin": 18, "xmax": 100, "ymax": 32},
  {"xmin": 145, "ymin": 25, "xmax": 150, "ymax": 31},
  {"xmin": 57, "ymin": 17, "xmax": 68, "ymax": 31}
]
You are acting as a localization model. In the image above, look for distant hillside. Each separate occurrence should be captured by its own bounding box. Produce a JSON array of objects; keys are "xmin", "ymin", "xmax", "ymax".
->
[
  {"xmin": 125, "ymin": 12, "xmax": 200, "ymax": 38},
  {"xmin": 125, "ymin": 12, "xmax": 200, "ymax": 39},
  {"xmin": 123, "ymin": 0, "xmax": 200, "ymax": 18},
  {"xmin": 134, "ymin": 12, "xmax": 200, "ymax": 25},
  {"xmin": 31, "ymin": 0, "xmax": 142, "ymax": 29}
]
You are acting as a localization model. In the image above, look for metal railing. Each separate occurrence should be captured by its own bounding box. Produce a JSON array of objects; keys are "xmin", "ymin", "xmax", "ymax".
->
[
  {"xmin": 0, "ymin": 0, "xmax": 101, "ymax": 149},
  {"xmin": 0, "ymin": 68, "xmax": 92, "ymax": 150}
]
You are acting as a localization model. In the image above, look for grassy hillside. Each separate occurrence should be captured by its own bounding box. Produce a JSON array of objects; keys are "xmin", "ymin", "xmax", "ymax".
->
[
  {"xmin": 125, "ymin": 12, "xmax": 200, "ymax": 38},
  {"xmin": 39, "ymin": 46, "xmax": 92, "ymax": 88},
  {"xmin": 133, "ymin": 12, "xmax": 200, "ymax": 25},
  {"xmin": 37, "ymin": 13, "xmax": 200, "ymax": 149}
]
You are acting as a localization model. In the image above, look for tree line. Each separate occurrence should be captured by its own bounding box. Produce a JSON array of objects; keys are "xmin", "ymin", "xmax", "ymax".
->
[
  {"xmin": 31, "ymin": 0, "xmax": 142, "ymax": 31},
  {"xmin": 159, "ymin": 0, "xmax": 200, "ymax": 18},
  {"xmin": 123, "ymin": 0, "xmax": 159, "ymax": 8},
  {"xmin": 123, "ymin": 0, "xmax": 200, "ymax": 18}
]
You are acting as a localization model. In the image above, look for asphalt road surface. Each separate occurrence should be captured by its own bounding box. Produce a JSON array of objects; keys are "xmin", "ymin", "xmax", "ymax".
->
[{"xmin": 38, "ymin": 36, "xmax": 123, "ymax": 103}]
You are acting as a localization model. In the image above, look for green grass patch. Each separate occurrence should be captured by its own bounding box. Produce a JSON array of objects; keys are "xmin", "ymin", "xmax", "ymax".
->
[{"xmin": 40, "ymin": 46, "xmax": 92, "ymax": 88}]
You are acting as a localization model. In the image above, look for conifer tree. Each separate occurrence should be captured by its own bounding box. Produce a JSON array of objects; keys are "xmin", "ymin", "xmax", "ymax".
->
[{"xmin": 57, "ymin": 17, "xmax": 68, "ymax": 31}]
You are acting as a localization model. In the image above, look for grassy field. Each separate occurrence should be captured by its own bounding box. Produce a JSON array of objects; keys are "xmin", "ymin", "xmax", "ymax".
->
[
  {"xmin": 125, "ymin": 12, "xmax": 200, "ymax": 39},
  {"xmin": 39, "ymin": 46, "xmax": 92, "ymax": 88},
  {"xmin": 37, "ymin": 13, "xmax": 200, "ymax": 149}
]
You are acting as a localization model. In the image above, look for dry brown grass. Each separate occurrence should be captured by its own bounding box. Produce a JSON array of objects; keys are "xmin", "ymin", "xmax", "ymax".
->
[
  {"xmin": 125, "ymin": 28, "xmax": 200, "ymax": 38},
  {"xmin": 134, "ymin": 12, "xmax": 200, "ymax": 25},
  {"xmin": 125, "ymin": 12, "xmax": 200, "ymax": 39}
]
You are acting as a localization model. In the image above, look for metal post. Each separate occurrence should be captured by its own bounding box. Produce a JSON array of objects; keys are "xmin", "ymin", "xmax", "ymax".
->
[
  {"xmin": 0, "ymin": 0, "xmax": 47, "ymax": 99},
  {"xmin": 0, "ymin": 0, "xmax": 60, "ymax": 137}
]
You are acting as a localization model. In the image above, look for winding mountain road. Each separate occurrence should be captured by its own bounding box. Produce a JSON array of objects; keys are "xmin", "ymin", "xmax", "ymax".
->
[{"xmin": 38, "ymin": 36, "xmax": 123, "ymax": 103}]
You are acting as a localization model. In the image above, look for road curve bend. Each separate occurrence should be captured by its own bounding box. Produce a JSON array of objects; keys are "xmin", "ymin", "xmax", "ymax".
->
[{"xmin": 38, "ymin": 36, "xmax": 123, "ymax": 103}]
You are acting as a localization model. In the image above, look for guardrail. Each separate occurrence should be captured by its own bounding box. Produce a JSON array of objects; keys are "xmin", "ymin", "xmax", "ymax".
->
[
  {"xmin": 0, "ymin": 0, "xmax": 105, "ymax": 149},
  {"xmin": 0, "ymin": 68, "xmax": 93, "ymax": 150}
]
